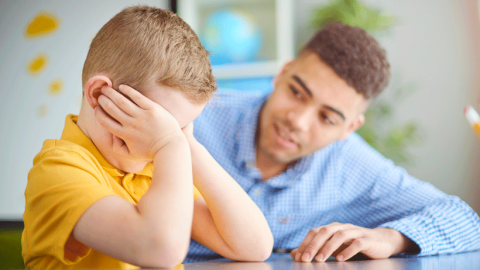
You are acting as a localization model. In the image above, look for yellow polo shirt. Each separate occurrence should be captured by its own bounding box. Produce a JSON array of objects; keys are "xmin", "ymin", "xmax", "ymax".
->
[{"xmin": 22, "ymin": 114, "xmax": 199, "ymax": 269}]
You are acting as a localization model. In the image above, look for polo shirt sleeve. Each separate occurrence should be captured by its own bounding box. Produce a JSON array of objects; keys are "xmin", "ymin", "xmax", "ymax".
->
[
  {"xmin": 193, "ymin": 185, "xmax": 203, "ymax": 200},
  {"xmin": 23, "ymin": 147, "xmax": 118, "ymax": 265}
]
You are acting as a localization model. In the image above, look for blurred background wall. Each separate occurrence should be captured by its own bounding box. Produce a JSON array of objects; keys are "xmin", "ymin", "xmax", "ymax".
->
[{"xmin": 0, "ymin": 0, "xmax": 479, "ymax": 221}]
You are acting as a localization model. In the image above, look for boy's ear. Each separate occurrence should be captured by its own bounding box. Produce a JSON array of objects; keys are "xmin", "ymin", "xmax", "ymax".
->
[{"xmin": 84, "ymin": 75, "xmax": 113, "ymax": 109}]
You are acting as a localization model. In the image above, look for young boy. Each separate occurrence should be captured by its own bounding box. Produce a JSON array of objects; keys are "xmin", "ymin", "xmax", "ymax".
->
[{"xmin": 22, "ymin": 6, "xmax": 273, "ymax": 269}]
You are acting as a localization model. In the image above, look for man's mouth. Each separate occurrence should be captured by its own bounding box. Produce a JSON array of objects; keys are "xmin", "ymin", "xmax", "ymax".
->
[{"xmin": 274, "ymin": 124, "xmax": 297, "ymax": 148}]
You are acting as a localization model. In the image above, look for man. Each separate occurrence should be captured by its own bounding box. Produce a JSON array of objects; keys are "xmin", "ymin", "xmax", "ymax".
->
[{"xmin": 186, "ymin": 22, "xmax": 480, "ymax": 263}]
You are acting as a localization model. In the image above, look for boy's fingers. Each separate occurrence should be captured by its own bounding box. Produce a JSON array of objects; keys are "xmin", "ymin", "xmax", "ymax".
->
[
  {"xmin": 118, "ymin": 84, "xmax": 152, "ymax": 110},
  {"xmin": 94, "ymin": 105, "xmax": 124, "ymax": 138},
  {"xmin": 112, "ymin": 135, "xmax": 130, "ymax": 158},
  {"xmin": 101, "ymin": 86, "xmax": 139, "ymax": 117},
  {"xmin": 97, "ymin": 94, "xmax": 132, "ymax": 125}
]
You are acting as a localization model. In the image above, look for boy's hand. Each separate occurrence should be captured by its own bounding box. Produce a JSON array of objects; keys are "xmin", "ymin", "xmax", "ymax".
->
[{"xmin": 95, "ymin": 84, "xmax": 183, "ymax": 160}]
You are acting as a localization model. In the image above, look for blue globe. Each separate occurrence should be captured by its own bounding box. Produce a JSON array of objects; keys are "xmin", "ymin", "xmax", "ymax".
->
[{"xmin": 200, "ymin": 9, "xmax": 263, "ymax": 65}]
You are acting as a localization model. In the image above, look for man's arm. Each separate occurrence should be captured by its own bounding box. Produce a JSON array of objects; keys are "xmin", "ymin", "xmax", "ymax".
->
[
  {"xmin": 293, "ymin": 134, "xmax": 480, "ymax": 262},
  {"xmin": 184, "ymin": 124, "xmax": 274, "ymax": 262}
]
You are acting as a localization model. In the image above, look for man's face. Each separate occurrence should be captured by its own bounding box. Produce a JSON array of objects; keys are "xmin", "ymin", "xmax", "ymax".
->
[
  {"xmin": 257, "ymin": 52, "xmax": 368, "ymax": 165},
  {"xmin": 91, "ymin": 81, "xmax": 205, "ymax": 173}
]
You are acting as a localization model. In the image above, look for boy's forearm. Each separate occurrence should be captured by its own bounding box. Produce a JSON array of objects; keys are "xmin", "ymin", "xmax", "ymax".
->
[
  {"xmin": 73, "ymin": 137, "xmax": 194, "ymax": 268},
  {"xmin": 136, "ymin": 136, "xmax": 194, "ymax": 263},
  {"xmin": 189, "ymin": 140, "xmax": 273, "ymax": 260}
]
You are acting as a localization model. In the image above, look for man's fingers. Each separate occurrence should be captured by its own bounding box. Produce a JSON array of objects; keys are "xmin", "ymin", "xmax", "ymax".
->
[
  {"xmin": 97, "ymin": 94, "xmax": 132, "ymax": 125},
  {"xmin": 336, "ymin": 238, "xmax": 367, "ymax": 261},
  {"xmin": 301, "ymin": 228, "xmax": 340, "ymax": 262},
  {"xmin": 94, "ymin": 105, "xmax": 124, "ymax": 137},
  {"xmin": 290, "ymin": 249, "xmax": 297, "ymax": 259},
  {"xmin": 295, "ymin": 228, "xmax": 320, "ymax": 261},
  {"xmin": 315, "ymin": 229, "xmax": 363, "ymax": 262},
  {"xmin": 118, "ymin": 84, "xmax": 152, "ymax": 110}
]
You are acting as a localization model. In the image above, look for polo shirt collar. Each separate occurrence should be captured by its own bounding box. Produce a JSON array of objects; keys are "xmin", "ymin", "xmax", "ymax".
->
[{"xmin": 60, "ymin": 114, "xmax": 153, "ymax": 178}]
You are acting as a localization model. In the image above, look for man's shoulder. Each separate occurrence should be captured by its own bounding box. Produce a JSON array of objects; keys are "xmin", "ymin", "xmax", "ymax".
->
[
  {"xmin": 208, "ymin": 89, "xmax": 267, "ymax": 110},
  {"xmin": 337, "ymin": 133, "xmax": 386, "ymax": 160},
  {"xmin": 327, "ymin": 133, "xmax": 395, "ymax": 173},
  {"xmin": 195, "ymin": 89, "xmax": 266, "ymax": 126}
]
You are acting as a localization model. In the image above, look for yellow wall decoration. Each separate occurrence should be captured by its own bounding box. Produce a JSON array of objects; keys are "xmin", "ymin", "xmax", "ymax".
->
[
  {"xmin": 48, "ymin": 79, "xmax": 63, "ymax": 96},
  {"xmin": 25, "ymin": 12, "xmax": 59, "ymax": 38},
  {"xmin": 27, "ymin": 53, "xmax": 48, "ymax": 75},
  {"xmin": 38, "ymin": 104, "xmax": 48, "ymax": 118}
]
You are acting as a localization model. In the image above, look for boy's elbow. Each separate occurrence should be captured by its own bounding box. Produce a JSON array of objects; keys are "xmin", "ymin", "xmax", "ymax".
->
[
  {"xmin": 251, "ymin": 247, "xmax": 272, "ymax": 262},
  {"xmin": 255, "ymin": 237, "xmax": 274, "ymax": 261},
  {"xmin": 136, "ymin": 234, "xmax": 189, "ymax": 268},
  {"xmin": 255, "ymin": 233, "xmax": 274, "ymax": 261},
  {"xmin": 237, "ymin": 234, "xmax": 274, "ymax": 262}
]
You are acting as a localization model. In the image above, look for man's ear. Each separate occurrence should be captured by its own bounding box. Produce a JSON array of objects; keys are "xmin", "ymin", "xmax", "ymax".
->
[
  {"xmin": 84, "ymin": 75, "xmax": 113, "ymax": 109},
  {"xmin": 272, "ymin": 60, "xmax": 294, "ymax": 86},
  {"xmin": 340, "ymin": 114, "xmax": 365, "ymax": 141}
]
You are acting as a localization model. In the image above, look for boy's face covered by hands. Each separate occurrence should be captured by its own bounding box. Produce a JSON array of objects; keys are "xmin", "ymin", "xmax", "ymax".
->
[{"xmin": 83, "ymin": 77, "xmax": 205, "ymax": 173}]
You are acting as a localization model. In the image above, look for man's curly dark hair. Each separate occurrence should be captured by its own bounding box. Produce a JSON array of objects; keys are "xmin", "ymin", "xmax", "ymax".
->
[{"xmin": 300, "ymin": 22, "xmax": 390, "ymax": 100}]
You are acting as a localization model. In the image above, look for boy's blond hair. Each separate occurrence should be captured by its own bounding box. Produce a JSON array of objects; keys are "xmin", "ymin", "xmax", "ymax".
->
[{"xmin": 82, "ymin": 6, "xmax": 216, "ymax": 104}]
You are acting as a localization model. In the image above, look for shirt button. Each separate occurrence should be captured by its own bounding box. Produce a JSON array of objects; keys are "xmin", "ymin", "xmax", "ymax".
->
[
  {"xmin": 134, "ymin": 190, "xmax": 141, "ymax": 195},
  {"xmin": 245, "ymin": 161, "xmax": 254, "ymax": 168},
  {"xmin": 253, "ymin": 188, "xmax": 261, "ymax": 196},
  {"xmin": 278, "ymin": 216, "xmax": 290, "ymax": 224}
]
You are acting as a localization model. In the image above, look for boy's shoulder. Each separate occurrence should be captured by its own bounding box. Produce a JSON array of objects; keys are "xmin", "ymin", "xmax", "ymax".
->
[{"xmin": 33, "ymin": 139, "xmax": 96, "ymax": 166}]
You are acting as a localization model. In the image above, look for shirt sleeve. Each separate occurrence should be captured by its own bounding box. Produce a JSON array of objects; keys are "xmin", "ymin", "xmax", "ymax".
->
[
  {"xmin": 339, "ymin": 134, "xmax": 480, "ymax": 256},
  {"xmin": 193, "ymin": 185, "xmax": 201, "ymax": 200},
  {"xmin": 23, "ymin": 148, "xmax": 118, "ymax": 264}
]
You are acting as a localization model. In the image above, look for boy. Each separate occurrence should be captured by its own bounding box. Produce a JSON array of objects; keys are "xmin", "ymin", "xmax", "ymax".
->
[{"xmin": 22, "ymin": 6, "xmax": 273, "ymax": 269}]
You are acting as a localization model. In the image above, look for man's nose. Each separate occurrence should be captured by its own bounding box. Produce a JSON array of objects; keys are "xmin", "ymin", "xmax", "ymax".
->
[{"xmin": 287, "ymin": 108, "xmax": 314, "ymax": 132}]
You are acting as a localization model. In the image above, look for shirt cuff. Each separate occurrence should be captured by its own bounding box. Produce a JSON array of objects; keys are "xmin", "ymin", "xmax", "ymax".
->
[{"xmin": 378, "ymin": 216, "xmax": 436, "ymax": 256}]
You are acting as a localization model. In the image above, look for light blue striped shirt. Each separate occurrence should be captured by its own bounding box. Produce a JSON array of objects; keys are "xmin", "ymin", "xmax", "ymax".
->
[{"xmin": 185, "ymin": 90, "xmax": 480, "ymax": 262}]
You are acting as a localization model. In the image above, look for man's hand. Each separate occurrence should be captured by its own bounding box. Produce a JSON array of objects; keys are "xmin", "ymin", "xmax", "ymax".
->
[
  {"xmin": 291, "ymin": 223, "xmax": 414, "ymax": 262},
  {"xmin": 95, "ymin": 84, "xmax": 183, "ymax": 161}
]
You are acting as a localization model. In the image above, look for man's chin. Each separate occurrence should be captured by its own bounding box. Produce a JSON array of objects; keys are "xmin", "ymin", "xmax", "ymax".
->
[{"xmin": 265, "ymin": 150, "xmax": 298, "ymax": 165}]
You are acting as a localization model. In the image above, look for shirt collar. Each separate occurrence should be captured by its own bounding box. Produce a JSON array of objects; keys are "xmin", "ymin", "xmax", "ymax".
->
[
  {"xmin": 60, "ymin": 114, "xmax": 153, "ymax": 178},
  {"xmin": 234, "ymin": 95, "xmax": 313, "ymax": 185}
]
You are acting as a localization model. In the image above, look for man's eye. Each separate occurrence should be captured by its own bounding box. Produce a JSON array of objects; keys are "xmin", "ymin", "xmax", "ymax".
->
[
  {"xmin": 320, "ymin": 113, "xmax": 334, "ymax": 125},
  {"xmin": 289, "ymin": 86, "xmax": 302, "ymax": 99}
]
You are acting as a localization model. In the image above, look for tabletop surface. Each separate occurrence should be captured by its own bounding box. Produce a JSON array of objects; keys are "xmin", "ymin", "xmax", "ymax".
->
[{"xmin": 183, "ymin": 250, "xmax": 480, "ymax": 270}]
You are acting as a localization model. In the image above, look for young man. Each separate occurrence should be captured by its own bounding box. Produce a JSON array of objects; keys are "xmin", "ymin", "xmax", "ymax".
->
[
  {"xmin": 22, "ymin": 6, "xmax": 272, "ymax": 269},
  {"xmin": 185, "ymin": 22, "xmax": 480, "ymax": 262}
]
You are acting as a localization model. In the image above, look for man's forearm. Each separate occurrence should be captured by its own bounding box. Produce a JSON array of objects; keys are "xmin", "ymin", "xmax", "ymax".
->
[{"xmin": 378, "ymin": 196, "xmax": 480, "ymax": 256}]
